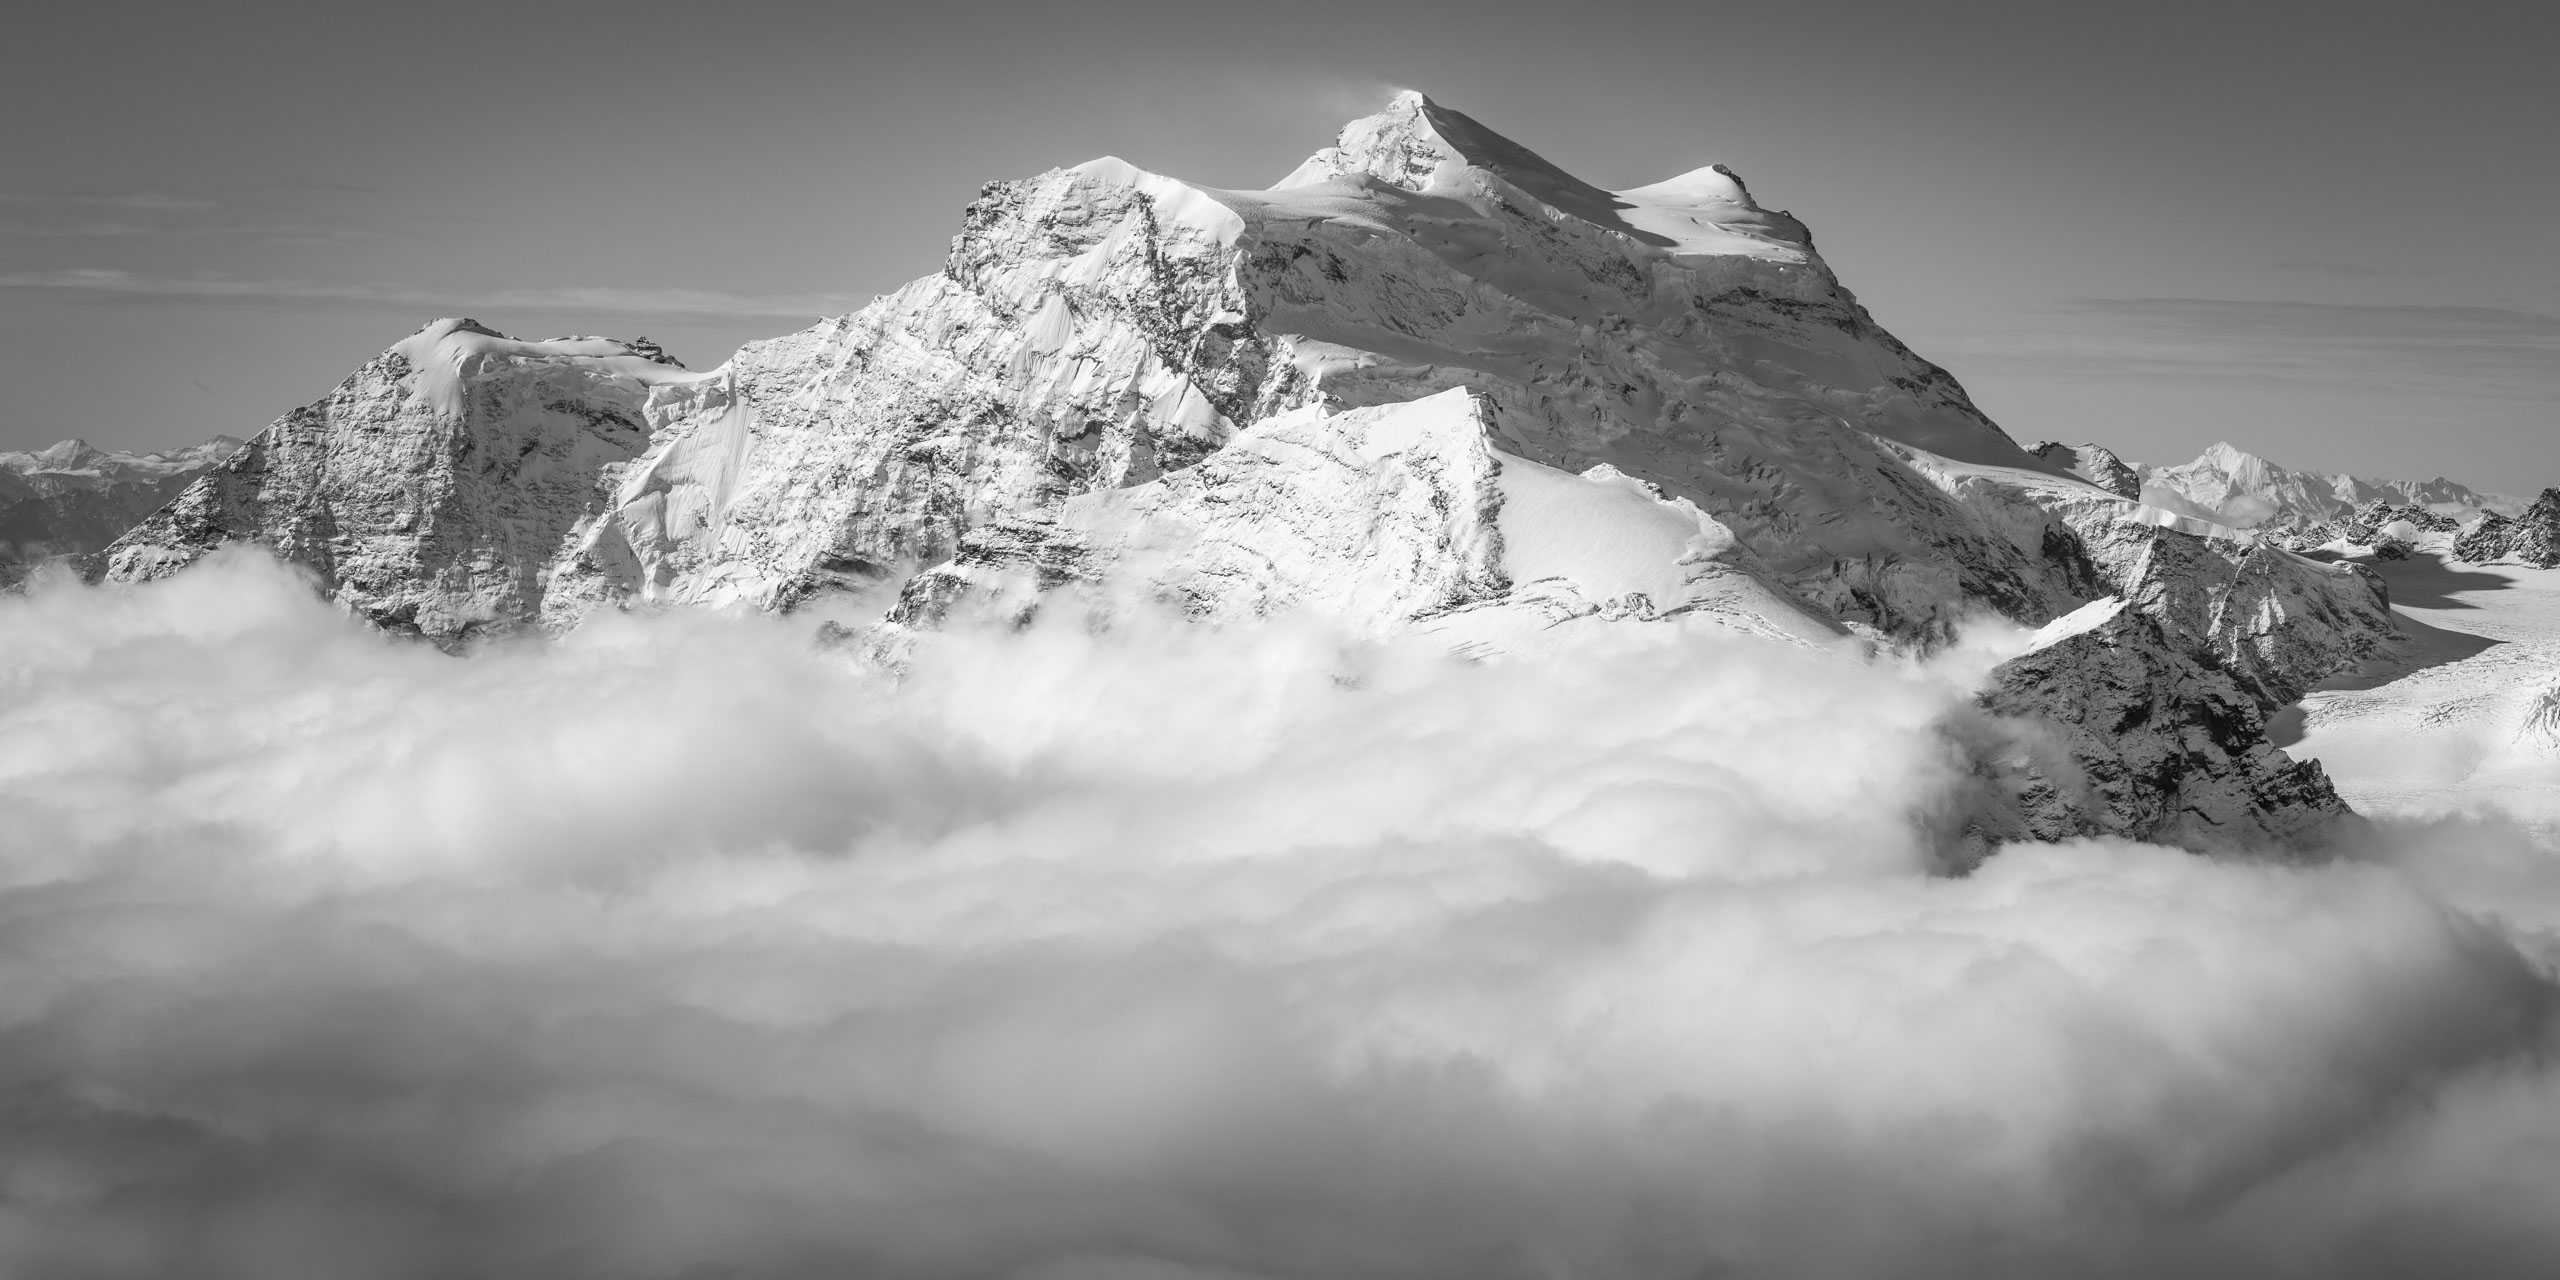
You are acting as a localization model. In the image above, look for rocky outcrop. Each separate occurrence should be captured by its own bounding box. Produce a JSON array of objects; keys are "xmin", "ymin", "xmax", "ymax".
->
[
  {"xmin": 2451, "ymin": 489, "xmax": 2560, "ymax": 568},
  {"xmin": 0, "ymin": 437, "xmax": 239, "ymax": 582},
  {"xmin": 2031, "ymin": 441, "xmax": 2140, "ymax": 499},
  {"xmin": 1962, "ymin": 599, "xmax": 2355, "ymax": 858}
]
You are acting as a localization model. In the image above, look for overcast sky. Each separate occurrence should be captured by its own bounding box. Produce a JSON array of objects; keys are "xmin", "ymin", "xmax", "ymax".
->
[{"xmin": 3, "ymin": 0, "xmax": 2553, "ymax": 487}]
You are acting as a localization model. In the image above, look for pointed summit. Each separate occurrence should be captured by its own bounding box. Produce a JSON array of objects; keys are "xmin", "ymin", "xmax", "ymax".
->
[
  {"xmin": 1277, "ymin": 91, "xmax": 1616, "ymax": 212},
  {"xmin": 28, "ymin": 439, "xmax": 105, "ymax": 472},
  {"xmin": 2195, "ymin": 441, "xmax": 2272, "ymax": 472}
]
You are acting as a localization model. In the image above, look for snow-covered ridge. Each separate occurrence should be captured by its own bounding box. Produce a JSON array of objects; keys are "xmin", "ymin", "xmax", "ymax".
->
[{"xmin": 1273, "ymin": 91, "xmax": 1817, "ymax": 265}]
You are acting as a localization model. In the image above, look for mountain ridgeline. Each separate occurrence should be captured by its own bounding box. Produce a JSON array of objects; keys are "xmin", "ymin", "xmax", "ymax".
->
[{"xmin": 53, "ymin": 92, "xmax": 2503, "ymax": 858}]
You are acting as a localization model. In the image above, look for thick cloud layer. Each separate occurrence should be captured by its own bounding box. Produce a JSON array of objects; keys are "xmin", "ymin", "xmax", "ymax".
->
[{"xmin": 2, "ymin": 551, "xmax": 2557, "ymax": 1279}]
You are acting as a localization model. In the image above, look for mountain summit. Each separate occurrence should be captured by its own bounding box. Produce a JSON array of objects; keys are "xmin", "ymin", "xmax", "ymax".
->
[
  {"xmin": 88, "ymin": 92, "xmax": 2397, "ymax": 853},
  {"xmin": 1274, "ymin": 91, "xmax": 1815, "ymax": 264}
]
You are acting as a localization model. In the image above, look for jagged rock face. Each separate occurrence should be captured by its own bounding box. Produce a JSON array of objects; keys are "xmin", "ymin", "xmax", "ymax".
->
[
  {"xmin": 2450, "ymin": 489, "xmax": 2560, "ymax": 568},
  {"xmin": 102, "ymin": 320, "xmax": 683, "ymax": 643},
  {"xmin": 2501, "ymin": 489, "xmax": 2560, "ymax": 568},
  {"xmin": 545, "ymin": 159, "xmax": 1298, "ymax": 625},
  {"xmin": 1964, "ymin": 599, "xmax": 2354, "ymax": 856},
  {"xmin": 0, "ymin": 437, "xmax": 239, "ymax": 582},
  {"xmin": 2123, "ymin": 531, "xmax": 2390, "ymax": 706},
  {"xmin": 2451, "ymin": 512, "xmax": 2513, "ymax": 562},
  {"xmin": 2031, "ymin": 441, "xmax": 2140, "ymax": 499}
]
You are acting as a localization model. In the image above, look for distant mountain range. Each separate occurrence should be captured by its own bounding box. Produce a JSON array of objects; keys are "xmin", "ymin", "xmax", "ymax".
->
[
  {"xmin": 2031, "ymin": 436, "xmax": 2555, "ymax": 566},
  {"xmin": 2134, "ymin": 439, "xmax": 2519, "ymax": 531},
  {"xmin": 0, "ymin": 436, "xmax": 240, "ymax": 582}
]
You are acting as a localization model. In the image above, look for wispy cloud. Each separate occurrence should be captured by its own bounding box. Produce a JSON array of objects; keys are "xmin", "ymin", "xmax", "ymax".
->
[
  {"xmin": 0, "ymin": 221, "xmax": 388, "ymax": 243},
  {"xmin": 0, "ymin": 268, "xmax": 870, "ymax": 322},
  {"xmin": 0, "ymin": 192, "xmax": 220, "ymax": 212},
  {"xmin": 2268, "ymin": 258, "xmax": 2427, "ymax": 282},
  {"xmin": 2068, "ymin": 297, "xmax": 2560, "ymax": 343},
  {"xmin": 1943, "ymin": 296, "xmax": 2560, "ymax": 401},
  {"xmin": 0, "ymin": 191, "xmax": 390, "ymax": 245}
]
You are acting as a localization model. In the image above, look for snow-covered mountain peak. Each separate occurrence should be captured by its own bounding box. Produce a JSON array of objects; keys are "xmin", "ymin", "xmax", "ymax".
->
[
  {"xmin": 1272, "ymin": 92, "xmax": 1813, "ymax": 265},
  {"xmin": 30, "ymin": 438, "xmax": 102, "ymax": 470},
  {"xmin": 2196, "ymin": 441, "xmax": 2274, "ymax": 476},
  {"xmin": 1617, "ymin": 162, "xmax": 1756, "ymax": 209},
  {"xmin": 1275, "ymin": 90, "xmax": 1565, "ymax": 194}
]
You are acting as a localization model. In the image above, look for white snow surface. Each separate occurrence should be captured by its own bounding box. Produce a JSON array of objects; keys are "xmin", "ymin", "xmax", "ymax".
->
[
  {"xmin": 2295, "ymin": 555, "xmax": 2560, "ymax": 834},
  {"xmin": 2023, "ymin": 595, "xmax": 2130, "ymax": 651}
]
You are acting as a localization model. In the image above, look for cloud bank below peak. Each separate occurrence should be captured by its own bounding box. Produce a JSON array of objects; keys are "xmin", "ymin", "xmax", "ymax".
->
[
  {"xmin": 0, "ymin": 268, "xmax": 870, "ymax": 324},
  {"xmin": 2, "ymin": 552, "xmax": 2558, "ymax": 1279}
]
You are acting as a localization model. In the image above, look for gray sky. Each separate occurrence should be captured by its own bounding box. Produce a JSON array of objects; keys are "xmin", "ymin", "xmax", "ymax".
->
[{"xmin": 4, "ymin": 0, "xmax": 2553, "ymax": 488}]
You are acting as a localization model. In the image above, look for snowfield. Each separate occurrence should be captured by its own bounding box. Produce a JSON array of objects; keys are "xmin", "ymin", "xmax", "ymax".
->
[{"xmin": 2296, "ymin": 554, "xmax": 2560, "ymax": 833}]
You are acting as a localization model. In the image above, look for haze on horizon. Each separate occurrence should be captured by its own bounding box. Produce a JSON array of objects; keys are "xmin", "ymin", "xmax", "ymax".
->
[{"xmin": 2, "ymin": 0, "xmax": 2552, "ymax": 489}]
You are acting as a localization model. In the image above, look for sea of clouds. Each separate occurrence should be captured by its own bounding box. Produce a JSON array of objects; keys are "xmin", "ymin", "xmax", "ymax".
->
[{"xmin": 2, "ymin": 550, "xmax": 2557, "ymax": 1279}]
